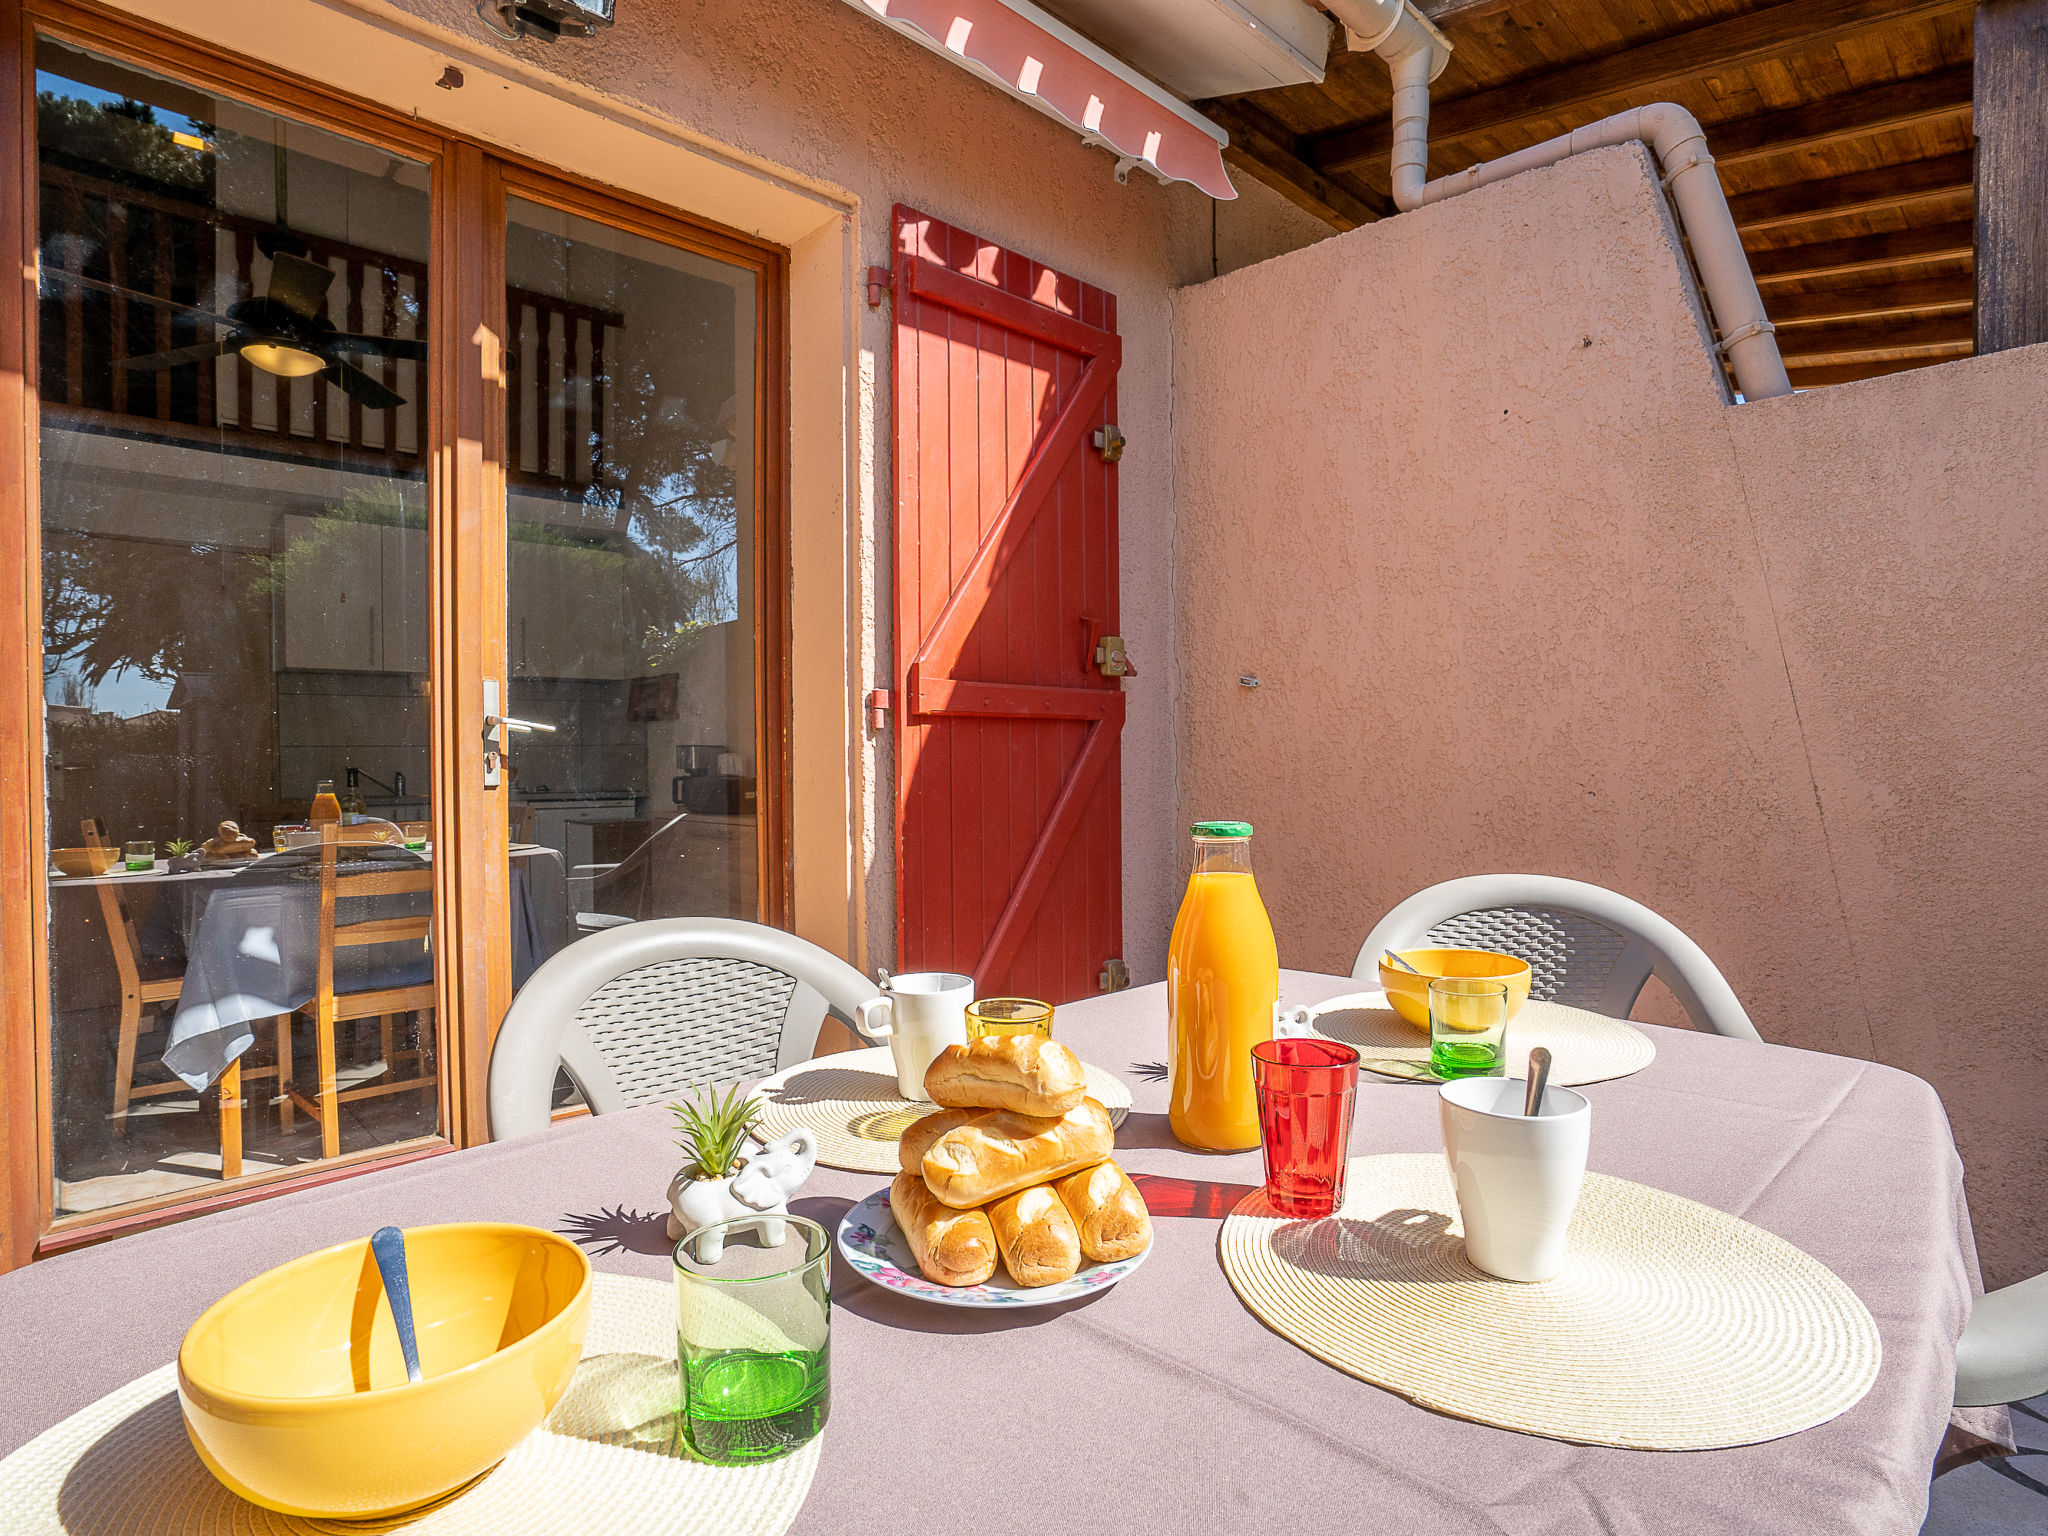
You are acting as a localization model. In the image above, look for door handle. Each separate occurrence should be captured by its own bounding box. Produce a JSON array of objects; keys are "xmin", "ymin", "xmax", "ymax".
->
[
  {"xmin": 484, "ymin": 714, "xmax": 557, "ymax": 737},
  {"xmin": 482, "ymin": 679, "xmax": 557, "ymax": 789}
]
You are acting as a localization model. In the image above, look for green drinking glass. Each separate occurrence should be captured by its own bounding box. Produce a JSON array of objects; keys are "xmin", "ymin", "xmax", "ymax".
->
[
  {"xmin": 672, "ymin": 1214, "xmax": 831, "ymax": 1465},
  {"xmin": 1428, "ymin": 976, "xmax": 1509, "ymax": 1079}
]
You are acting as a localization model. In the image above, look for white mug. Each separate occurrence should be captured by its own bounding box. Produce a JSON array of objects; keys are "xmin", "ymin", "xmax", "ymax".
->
[
  {"xmin": 1438, "ymin": 1075, "xmax": 1591, "ymax": 1283},
  {"xmin": 856, "ymin": 971, "xmax": 974, "ymax": 1100}
]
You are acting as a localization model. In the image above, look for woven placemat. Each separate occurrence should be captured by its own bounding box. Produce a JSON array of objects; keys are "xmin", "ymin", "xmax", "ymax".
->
[
  {"xmin": 0, "ymin": 1273, "xmax": 820, "ymax": 1535},
  {"xmin": 1219, "ymin": 1153, "xmax": 1878, "ymax": 1450},
  {"xmin": 751, "ymin": 1046, "xmax": 1132, "ymax": 1172},
  {"xmin": 1291, "ymin": 993, "xmax": 1655, "ymax": 1085}
]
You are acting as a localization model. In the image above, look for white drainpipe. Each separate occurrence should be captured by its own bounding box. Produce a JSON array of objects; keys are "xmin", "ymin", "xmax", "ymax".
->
[{"xmin": 1324, "ymin": 0, "xmax": 1791, "ymax": 400}]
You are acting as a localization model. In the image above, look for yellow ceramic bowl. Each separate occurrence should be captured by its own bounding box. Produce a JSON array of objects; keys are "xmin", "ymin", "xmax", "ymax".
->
[
  {"xmin": 1377, "ymin": 947, "xmax": 1534, "ymax": 1029},
  {"xmin": 51, "ymin": 846, "xmax": 120, "ymax": 877},
  {"xmin": 177, "ymin": 1222, "xmax": 591, "ymax": 1519}
]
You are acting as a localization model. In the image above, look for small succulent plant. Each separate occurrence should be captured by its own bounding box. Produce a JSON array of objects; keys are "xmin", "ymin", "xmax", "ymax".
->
[
  {"xmin": 165, "ymin": 838, "xmax": 196, "ymax": 856},
  {"xmin": 670, "ymin": 1082, "xmax": 763, "ymax": 1182}
]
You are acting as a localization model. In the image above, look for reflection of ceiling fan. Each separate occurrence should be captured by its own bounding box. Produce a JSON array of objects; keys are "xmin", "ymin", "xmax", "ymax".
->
[{"xmin": 118, "ymin": 235, "xmax": 425, "ymax": 408}]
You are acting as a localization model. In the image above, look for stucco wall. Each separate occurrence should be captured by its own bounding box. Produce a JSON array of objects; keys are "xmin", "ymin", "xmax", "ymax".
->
[{"xmin": 1172, "ymin": 144, "xmax": 2048, "ymax": 1286}]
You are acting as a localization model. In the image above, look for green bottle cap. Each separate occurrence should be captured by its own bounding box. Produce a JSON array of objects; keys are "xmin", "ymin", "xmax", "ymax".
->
[{"xmin": 1190, "ymin": 820, "xmax": 1253, "ymax": 839}]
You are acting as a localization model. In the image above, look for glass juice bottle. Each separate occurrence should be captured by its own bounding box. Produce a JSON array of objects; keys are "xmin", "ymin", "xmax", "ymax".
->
[
  {"xmin": 340, "ymin": 767, "xmax": 369, "ymax": 824},
  {"xmin": 1168, "ymin": 821, "xmax": 1279, "ymax": 1151},
  {"xmin": 309, "ymin": 779, "xmax": 342, "ymax": 827}
]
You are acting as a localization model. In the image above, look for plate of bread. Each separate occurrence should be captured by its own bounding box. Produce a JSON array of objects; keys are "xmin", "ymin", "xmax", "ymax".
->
[{"xmin": 835, "ymin": 1035, "xmax": 1153, "ymax": 1307}]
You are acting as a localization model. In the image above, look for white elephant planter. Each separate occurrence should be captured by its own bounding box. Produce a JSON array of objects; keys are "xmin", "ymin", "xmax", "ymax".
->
[{"xmin": 667, "ymin": 1127, "xmax": 819, "ymax": 1260}]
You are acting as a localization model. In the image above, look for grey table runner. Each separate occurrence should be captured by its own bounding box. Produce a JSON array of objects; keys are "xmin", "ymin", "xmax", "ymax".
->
[{"xmin": 0, "ymin": 971, "xmax": 1999, "ymax": 1533}]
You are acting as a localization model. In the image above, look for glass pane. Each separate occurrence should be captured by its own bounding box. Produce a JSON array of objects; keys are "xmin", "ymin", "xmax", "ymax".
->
[
  {"xmin": 35, "ymin": 40, "xmax": 438, "ymax": 1219},
  {"xmin": 502, "ymin": 195, "xmax": 760, "ymax": 985}
]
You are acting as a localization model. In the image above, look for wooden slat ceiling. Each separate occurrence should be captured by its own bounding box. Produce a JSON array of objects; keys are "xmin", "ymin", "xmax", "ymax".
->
[{"xmin": 1203, "ymin": 0, "xmax": 1977, "ymax": 389}]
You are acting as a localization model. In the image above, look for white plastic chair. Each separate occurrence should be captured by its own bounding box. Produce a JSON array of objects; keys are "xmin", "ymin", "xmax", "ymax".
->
[
  {"xmin": 1355, "ymin": 874, "xmax": 1762, "ymax": 1041},
  {"xmin": 487, "ymin": 917, "xmax": 881, "ymax": 1140},
  {"xmin": 1954, "ymin": 1273, "xmax": 2048, "ymax": 1407}
]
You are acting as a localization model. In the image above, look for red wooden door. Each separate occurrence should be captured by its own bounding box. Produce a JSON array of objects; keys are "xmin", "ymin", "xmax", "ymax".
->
[{"xmin": 890, "ymin": 205, "xmax": 1124, "ymax": 1003}]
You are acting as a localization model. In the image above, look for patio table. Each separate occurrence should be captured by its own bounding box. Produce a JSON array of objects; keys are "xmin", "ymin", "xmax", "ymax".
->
[{"xmin": 0, "ymin": 970, "xmax": 1998, "ymax": 1534}]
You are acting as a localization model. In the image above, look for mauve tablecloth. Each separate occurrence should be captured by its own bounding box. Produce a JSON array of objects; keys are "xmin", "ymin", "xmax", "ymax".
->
[{"xmin": 0, "ymin": 971, "xmax": 2000, "ymax": 1534}]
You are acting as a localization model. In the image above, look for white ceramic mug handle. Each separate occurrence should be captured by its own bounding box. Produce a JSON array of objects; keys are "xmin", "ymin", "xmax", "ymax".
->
[{"xmin": 856, "ymin": 995, "xmax": 895, "ymax": 1040}]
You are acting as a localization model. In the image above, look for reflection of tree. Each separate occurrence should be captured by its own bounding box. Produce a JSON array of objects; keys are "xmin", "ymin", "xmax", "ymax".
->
[{"xmin": 36, "ymin": 93, "xmax": 212, "ymax": 204}]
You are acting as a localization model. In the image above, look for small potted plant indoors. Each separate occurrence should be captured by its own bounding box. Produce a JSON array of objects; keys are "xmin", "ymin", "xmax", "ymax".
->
[
  {"xmin": 165, "ymin": 838, "xmax": 201, "ymax": 873},
  {"xmin": 665, "ymin": 1082, "xmax": 818, "ymax": 1258}
]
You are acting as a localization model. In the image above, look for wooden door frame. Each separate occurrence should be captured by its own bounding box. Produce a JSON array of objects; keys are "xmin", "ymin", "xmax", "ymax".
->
[{"xmin": 0, "ymin": 0, "xmax": 792, "ymax": 1264}]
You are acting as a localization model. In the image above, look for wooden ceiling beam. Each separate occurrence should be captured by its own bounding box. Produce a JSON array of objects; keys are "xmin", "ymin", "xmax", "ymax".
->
[
  {"xmin": 1775, "ymin": 310, "xmax": 1974, "ymax": 359},
  {"xmin": 1747, "ymin": 221, "xmax": 1974, "ymax": 283},
  {"xmin": 1711, "ymin": 66, "xmax": 1974, "ymax": 167},
  {"xmin": 1205, "ymin": 100, "xmax": 1389, "ymax": 232},
  {"xmin": 1767, "ymin": 272, "xmax": 1975, "ymax": 323},
  {"xmin": 1729, "ymin": 151, "xmax": 1974, "ymax": 232},
  {"xmin": 1788, "ymin": 355, "xmax": 1964, "ymax": 385},
  {"xmin": 1307, "ymin": 0, "xmax": 1973, "ymax": 177}
]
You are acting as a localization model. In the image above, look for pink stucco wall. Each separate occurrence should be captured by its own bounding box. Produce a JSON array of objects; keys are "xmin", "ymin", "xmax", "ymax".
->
[
  {"xmin": 1172, "ymin": 144, "xmax": 2048, "ymax": 1286},
  {"xmin": 367, "ymin": 0, "xmax": 1330, "ymax": 982}
]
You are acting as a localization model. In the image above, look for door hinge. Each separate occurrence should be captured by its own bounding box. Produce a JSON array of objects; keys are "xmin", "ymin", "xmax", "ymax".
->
[
  {"xmin": 1093, "ymin": 635, "xmax": 1135, "ymax": 678},
  {"xmin": 1092, "ymin": 423, "xmax": 1125, "ymax": 463},
  {"xmin": 1099, "ymin": 957, "xmax": 1131, "ymax": 992},
  {"xmin": 867, "ymin": 265, "xmax": 894, "ymax": 308},
  {"xmin": 865, "ymin": 688, "xmax": 892, "ymax": 731}
]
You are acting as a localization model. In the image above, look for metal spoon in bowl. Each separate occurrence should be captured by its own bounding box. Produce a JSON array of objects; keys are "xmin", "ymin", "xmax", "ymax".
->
[
  {"xmin": 1524, "ymin": 1047, "xmax": 1554, "ymax": 1118},
  {"xmin": 1383, "ymin": 950, "xmax": 1426, "ymax": 975},
  {"xmin": 369, "ymin": 1225, "xmax": 424, "ymax": 1384}
]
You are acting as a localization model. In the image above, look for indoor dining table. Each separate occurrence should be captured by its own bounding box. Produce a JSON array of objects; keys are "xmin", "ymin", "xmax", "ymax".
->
[{"xmin": 0, "ymin": 970, "xmax": 2004, "ymax": 1534}]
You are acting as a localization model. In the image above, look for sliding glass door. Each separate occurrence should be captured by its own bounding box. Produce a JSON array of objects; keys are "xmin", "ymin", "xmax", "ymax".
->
[{"xmin": 10, "ymin": 12, "xmax": 788, "ymax": 1248}]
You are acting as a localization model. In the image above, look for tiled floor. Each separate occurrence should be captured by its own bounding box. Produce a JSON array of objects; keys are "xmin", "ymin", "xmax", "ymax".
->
[{"xmin": 1923, "ymin": 1396, "xmax": 2048, "ymax": 1535}]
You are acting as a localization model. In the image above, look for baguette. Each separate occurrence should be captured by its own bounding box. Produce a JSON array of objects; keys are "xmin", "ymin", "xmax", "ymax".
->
[
  {"xmin": 924, "ymin": 1034, "xmax": 1087, "ymax": 1116},
  {"xmin": 898, "ymin": 1107, "xmax": 988, "ymax": 1174},
  {"xmin": 889, "ymin": 1171, "xmax": 998, "ymax": 1287},
  {"xmin": 988, "ymin": 1182, "xmax": 1082, "ymax": 1287},
  {"xmin": 1054, "ymin": 1159, "xmax": 1152, "ymax": 1263},
  {"xmin": 920, "ymin": 1098, "xmax": 1115, "ymax": 1209}
]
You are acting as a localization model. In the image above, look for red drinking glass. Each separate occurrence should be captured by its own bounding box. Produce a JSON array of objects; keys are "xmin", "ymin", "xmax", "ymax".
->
[{"xmin": 1251, "ymin": 1038, "xmax": 1361, "ymax": 1219}]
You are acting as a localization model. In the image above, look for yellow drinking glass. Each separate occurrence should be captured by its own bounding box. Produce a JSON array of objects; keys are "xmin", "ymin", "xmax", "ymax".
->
[{"xmin": 965, "ymin": 997, "xmax": 1054, "ymax": 1041}]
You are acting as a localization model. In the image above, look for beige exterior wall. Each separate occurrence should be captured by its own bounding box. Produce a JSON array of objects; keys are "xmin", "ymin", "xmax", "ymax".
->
[
  {"xmin": 103, "ymin": 0, "xmax": 1330, "ymax": 986},
  {"xmin": 1173, "ymin": 143, "xmax": 2048, "ymax": 1286}
]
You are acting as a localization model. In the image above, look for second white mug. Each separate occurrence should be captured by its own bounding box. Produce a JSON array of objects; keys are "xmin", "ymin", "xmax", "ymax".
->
[
  {"xmin": 1438, "ymin": 1075, "xmax": 1591, "ymax": 1283},
  {"xmin": 856, "ymin": 971, "xmax": 974, "ymax": 1099}
]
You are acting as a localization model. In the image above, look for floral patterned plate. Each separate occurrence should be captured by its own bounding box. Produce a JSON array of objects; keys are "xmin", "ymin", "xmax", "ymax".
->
[{"xmin": 835, "ymin": 1187, "xmax": 1151, "ymax": 1308}]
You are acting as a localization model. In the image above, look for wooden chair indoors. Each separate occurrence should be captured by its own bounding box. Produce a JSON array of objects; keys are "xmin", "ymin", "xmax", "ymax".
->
[
  {"xmin": 81, "ymin": 819, "xmax": 288, "ymax": 1181},
  {"xmin": 285, "ymin": 824, "xmax": 439, "ymax": 1160}
]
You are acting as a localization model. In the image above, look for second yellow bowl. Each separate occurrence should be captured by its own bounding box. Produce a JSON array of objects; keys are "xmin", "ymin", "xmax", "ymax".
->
[
  {"xmin": 177, "ymin": 1222, "xmax": 591, "ymax": 1519},
  {"xmin": 1377, "ymin": 947, "xmax": 1533, "ymax": 1029}
]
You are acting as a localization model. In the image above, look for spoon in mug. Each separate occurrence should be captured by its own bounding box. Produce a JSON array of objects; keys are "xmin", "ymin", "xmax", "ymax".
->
[
  {"xmin": 1524, "ymin": 1047, "xmax": 1553, "ymax": 1118},
  {"xmin": 369, "ymin": 1225, "xmax": 425, "ymax": 1384}
]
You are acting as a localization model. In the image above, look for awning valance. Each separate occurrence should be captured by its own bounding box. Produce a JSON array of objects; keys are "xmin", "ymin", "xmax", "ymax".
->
[{"xmin": 844, "ymin": 0, "xmax": 1237, "ymax": 199}]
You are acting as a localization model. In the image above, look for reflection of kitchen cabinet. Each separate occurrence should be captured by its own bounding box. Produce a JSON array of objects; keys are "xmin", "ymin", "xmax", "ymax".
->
[
  {"xmin": 381, "ymin": 525, "xmax": 428, "ymax": 676},
  {"xmin": 280, "ymin": 516, "xmax": 430, "ymax": 674},
  {"xmin": 279, "ymin": 514, "xmax": 382, "ymax": 671},
  {"xmin": 510, "ymin": 538, "xmax": 630, "ymax": 680}
]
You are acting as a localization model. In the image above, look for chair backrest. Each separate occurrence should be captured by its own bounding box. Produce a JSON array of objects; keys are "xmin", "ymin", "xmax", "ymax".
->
[
  {"xmin": 582, "ymin": 812, "xmax": 690, "ymax": 922},
  {"xmin": 487, "ymin": 917, "xmax": 884, "ymax": 1140},
  {"xmin": 1355, "ymin": 874, "xmax": 1761, "ymax": 1041},
  {"xmin": 314, "ymin": 824, "xmax": 432, "ymax": 1013},
  {"xmin": 80, "ymin": 818, "xmax": 149, "ymax": 991}
]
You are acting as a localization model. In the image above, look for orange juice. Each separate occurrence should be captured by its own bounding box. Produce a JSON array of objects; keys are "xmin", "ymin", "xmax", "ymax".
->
[
  {"xmin": 1167, "ymin": 821, "xmax": 1278, "ymax": 1150},
  {"xmin": 309, "ymin": 779, "xmax": 342, "ymax": 826}
]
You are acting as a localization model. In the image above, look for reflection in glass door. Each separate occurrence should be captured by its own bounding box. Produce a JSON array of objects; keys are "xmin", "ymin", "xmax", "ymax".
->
[
  {"xmin": 499, "ymin": 193, "xmax": 763, "ymax": 980},
  {"xmin": 34, "ymin": 41, "xmax": 439, "ymax": 1219}
]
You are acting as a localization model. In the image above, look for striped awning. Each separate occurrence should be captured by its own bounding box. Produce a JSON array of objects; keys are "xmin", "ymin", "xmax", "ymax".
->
[{"xmin": 844, "ymin": 0, "xmax": 1237, "ymax": 199}]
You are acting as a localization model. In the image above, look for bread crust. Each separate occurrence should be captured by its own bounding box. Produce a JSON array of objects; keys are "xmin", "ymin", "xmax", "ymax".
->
[
  {"xmin": 890, "ymin": 1171, "xmax": 998, "ymax": 1286},
  {"xmin": 924, "ymin": 1034, "xmax": 1088, "ymax": 1116},
  {"xmin": 920, "ymin": 1098, "xmax": 1115, "ymax": 1209},
  {"xmin": 898, "ymin": 1107, "xmax": 988, "ymax": 1173},
  {"xmin": 988, "ymin": 1183, "xmax": 1083, "ymax": 1286},
  {"xmin": 1054, "ymin": 1159, "xmax": 1152, "ymax": 1263}
]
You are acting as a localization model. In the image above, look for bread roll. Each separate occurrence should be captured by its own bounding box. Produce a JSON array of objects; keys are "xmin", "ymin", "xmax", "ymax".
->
[
  {"xmin": 924, "ymin": 1034, "xmax": 1088, "ymax": 1116},
  {"xmin": 920, "ymin": 1098, "xmax": 1115, "ymax": 1209},
  {"xmin": 988, "ymin": 1183, "xmax": 1082, "ymax": 1287},
  {"xmin": 898, "ymin": 1107, "xmax": 988, "ymax": 1174},
  {"xmin": 1054, "ymin": 1160, "xmax": 1152, "ymax": 1262},
  {"xmin": 889, "ymin": 1171, "xmax": 998, "ymax": 1287}
]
